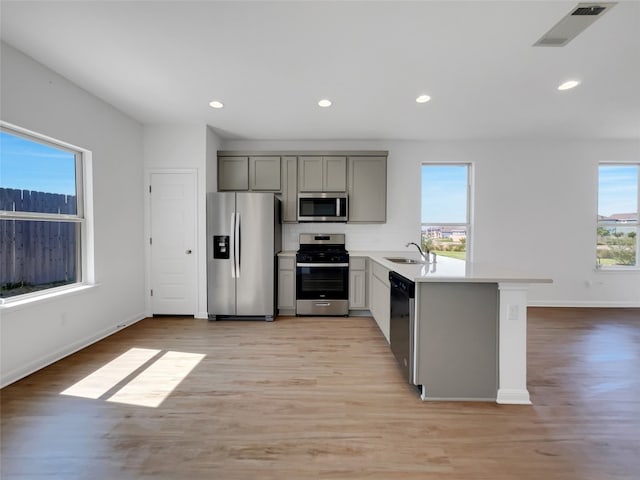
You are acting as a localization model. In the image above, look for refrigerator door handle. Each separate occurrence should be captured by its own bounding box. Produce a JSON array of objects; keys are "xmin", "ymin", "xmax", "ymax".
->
[
  {"xmin": 235, "ymin": 212, "xmax": 241, "ymax": 277},
  {"xmin": 230, "ymin": 213, "xmax": 237, "ymax": 278}
]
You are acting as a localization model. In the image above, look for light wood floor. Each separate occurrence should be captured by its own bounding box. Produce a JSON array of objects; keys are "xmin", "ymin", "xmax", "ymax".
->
[{"xmin": 1, "ymin": 308, "xmax": 639, "ymax": 479}]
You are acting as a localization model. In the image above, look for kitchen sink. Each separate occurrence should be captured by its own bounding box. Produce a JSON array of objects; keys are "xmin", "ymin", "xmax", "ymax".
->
[{"xmin": 384, "ymin": 257, "xmax": 425, "ymax": 264}]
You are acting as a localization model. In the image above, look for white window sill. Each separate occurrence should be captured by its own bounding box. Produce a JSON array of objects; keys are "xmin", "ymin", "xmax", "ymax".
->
[
  {"xmin": 594, "ymin": 266, "xmax": 640, "ymax": 273},
  {"xmin": 0, "ymin": 283, "xmax": 99, "ymax": 312}
]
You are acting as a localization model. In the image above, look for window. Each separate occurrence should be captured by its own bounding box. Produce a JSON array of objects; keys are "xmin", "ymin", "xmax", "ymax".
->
[
  {"xmin": 1, "ymin": 125, "xmax": 86, "ymax": 300},
  {"xmin": 421, "ymin": 164, "xmax": 471, "ymax": 261},
  {"xmin": 597, "ymin": 164, "xmax": 639, "ymax": 268}
]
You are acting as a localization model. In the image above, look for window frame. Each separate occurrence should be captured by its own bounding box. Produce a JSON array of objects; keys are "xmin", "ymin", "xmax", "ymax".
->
[
  {"xmin": 420, "ymin": 162, "xmax": 473, "ymax": 262},
  {"xmin": 596, "ymin": 162, "xmax": 639, "ymax": 270},
  {"xmin": 0, "ymin": 123, "xmax": 90, "ymax": 304}
]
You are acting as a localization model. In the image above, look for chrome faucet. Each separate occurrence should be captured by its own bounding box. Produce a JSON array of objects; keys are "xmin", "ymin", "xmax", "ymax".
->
[{"xmin": 406, "ymin": 242, "xmax": 429, "ymax": 261}]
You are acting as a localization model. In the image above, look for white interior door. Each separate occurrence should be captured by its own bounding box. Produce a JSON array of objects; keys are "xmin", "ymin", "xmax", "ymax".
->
[{"xmin": 150, "ymin": 172, "xmax": 197, "ymax": 315}]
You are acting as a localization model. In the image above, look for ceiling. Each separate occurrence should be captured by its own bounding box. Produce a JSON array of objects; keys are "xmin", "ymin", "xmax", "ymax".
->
[{"xmin": 1, "ymin": 1, "xmax": 639, "ymax": 141}]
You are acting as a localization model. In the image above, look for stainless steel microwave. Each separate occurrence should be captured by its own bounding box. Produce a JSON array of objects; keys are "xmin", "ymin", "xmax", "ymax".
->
[{"xmin": 297, "ymin": 193, "xmax": 348, "ymax": 222}]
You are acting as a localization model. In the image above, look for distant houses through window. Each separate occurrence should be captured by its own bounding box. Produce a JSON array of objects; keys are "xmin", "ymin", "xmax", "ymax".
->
[
  {"xmin": 421, "ymin": 164, "xmax": 471, "ymax": 261},
  {"xmin": 597, "ymin": 164, "xmax": 639, "ymax": 268}
]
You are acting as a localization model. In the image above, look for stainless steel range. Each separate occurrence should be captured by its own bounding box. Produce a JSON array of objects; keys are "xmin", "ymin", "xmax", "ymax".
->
[{"xmin": 296, "ymin": 233, "xmax": 349, "ymax": 316}]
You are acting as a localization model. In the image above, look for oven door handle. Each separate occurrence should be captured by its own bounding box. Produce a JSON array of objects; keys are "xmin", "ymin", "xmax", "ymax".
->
[{"xmin": 296, "ymin": 263, "xmax": 349, "ymax": 268}]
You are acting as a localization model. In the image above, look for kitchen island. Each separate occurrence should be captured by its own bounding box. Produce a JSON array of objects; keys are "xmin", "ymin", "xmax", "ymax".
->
[
  {"xmin": 350, "ymin": 252, "xmax": 552, "ymax": 405},
  {"xmin": 277, "ymin": 250, "xmax": 551, "ymax": 404}
]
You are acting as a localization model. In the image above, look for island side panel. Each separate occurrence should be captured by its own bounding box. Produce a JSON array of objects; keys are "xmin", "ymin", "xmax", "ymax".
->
[
  {"xmin": 496, "ymin": 283, "xmax": 531, "ymax": 404},
  {"xmin": 416, "ymin": 282, "xmax": 498, "ymax": 401}
]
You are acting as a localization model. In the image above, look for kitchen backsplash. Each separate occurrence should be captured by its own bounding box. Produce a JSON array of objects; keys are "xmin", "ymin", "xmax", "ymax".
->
[{"xmin": 282, "ymin": 223, "xmax": 406, "ymax": 252}]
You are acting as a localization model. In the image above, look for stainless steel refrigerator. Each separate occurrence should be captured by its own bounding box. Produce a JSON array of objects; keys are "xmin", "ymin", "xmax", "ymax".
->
[{"xmin": 207, "ymin": 192, "xmax": 281, "ymax": 320}]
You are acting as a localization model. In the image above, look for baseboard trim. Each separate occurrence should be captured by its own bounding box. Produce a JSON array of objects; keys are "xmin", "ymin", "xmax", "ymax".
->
[
  {"xmin": 529, "ymin": 301, "xmax": 640, "ymax": 308},
  {"xmin": 0, "ymin": 311, "xmax": 147, "ymax": 389},
  {"xmin": 496, "ymin": 388, "xmax": 532, "ymax": 405}
]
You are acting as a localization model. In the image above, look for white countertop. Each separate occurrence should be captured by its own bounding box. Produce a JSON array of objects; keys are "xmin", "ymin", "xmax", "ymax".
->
[
  {"xmin": 278, "ymin": 250, "xmax": 551, "ymax": 284},
  {"xmin": 354, "ymin": 251, "xmax": 552, "ymax": 284}
]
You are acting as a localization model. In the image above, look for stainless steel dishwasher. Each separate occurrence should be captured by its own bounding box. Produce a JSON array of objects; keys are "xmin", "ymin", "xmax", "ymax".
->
[{"xmin": 389, "ymin": 271, "xmax": 416, "ymax": 384}]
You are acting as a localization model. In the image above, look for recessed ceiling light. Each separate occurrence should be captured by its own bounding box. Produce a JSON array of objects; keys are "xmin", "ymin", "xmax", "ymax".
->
[
  {"xmin": 318, "ymin": 99, "xmax": 332, "ymax": 108},
  {"xmin": 416, "ymin": 95, "xmax": 431, "ymax": 104},
  {"xmin": 557, "ymin": 80, "xmax": 580, "ymax": 91},
  {"xmin": 209, "ymin": 100, "xmax": 224, "ymax": 109}
]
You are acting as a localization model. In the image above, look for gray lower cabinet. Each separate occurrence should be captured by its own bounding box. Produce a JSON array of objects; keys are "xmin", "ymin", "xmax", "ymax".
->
[
  {"xmin": 277, "ymin": 256, "xmax": 296, "ymax": 315},
  {"xmin": 249, "ymin": 156, "xmax": 281, "ymax": 191},
  {"xmin": 280, "ymin": 156, "xmax": 298, "ymax": 223},
  {"xmin": 415, "ymin": 282, "xmax": 498, "ymax": 400},
  {"xmin": 348, "ymin": 257, "xmax": 367, "ymax": 309},
  {"xmin": 348, "ymin": 156, "xmax": 387, "ymax": 223},
  {"xmin": 369, "ymin": 260, "xmax": 390, "ymax": 342},
  {"xmin": 218, "ymin": 156, "xmax": 249, "ymax": 191},
  {"xmin": 298, "ymin": 156, "xmax": 347, "ymax": 192}
]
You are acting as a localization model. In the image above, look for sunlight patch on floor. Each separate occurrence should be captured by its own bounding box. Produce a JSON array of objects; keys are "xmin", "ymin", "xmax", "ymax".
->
[
  {"xmin": 107, "ymin": 351, "xmax": 205, "ymax": 407},
  {"xmin": 60, "ymin": 348, "xmax": 205, "ymax": 407},
  {"xmin": 60, "ymin": 348, "xmax": 161, "ymax": 399}
]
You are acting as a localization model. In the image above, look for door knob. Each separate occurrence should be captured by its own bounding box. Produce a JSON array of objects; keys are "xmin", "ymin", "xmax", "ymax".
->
[{"xmin": 186, "ymin": 249, "xmax": 192, "ymax": 254}]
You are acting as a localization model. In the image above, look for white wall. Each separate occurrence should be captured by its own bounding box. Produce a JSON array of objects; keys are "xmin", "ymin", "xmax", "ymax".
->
[
  {"xmin": 0, "ymin": 43, "xmax": 146, "ymax": 387},
  {"xmin": 143, "ymin": 124, "xmax": 221, "ymax": 318},
  {"xmin": 223, "ymin": 138, "xmax": 640, "ymax": 307}
]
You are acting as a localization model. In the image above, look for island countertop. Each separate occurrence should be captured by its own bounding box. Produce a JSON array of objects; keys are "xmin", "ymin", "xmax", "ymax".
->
[{"xmin": 349, "ymin": 251, "xmax": 552, "ymax": 284}]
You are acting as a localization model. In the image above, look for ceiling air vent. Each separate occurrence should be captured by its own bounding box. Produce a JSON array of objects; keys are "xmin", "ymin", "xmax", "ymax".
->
[
  {"xmin": 572, "ymin": 6, "xmax": 607, "ymax": 15},
  {"xmin": 533, "ymin": 2, "xmax": 616, "ymax": 47}
]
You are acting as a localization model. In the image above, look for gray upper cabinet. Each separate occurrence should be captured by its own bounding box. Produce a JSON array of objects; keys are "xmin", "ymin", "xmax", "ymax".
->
[
  {"xmin": 298, "ymin": 156, "xmax": 323, "ymax": 191},
  {"xmin": 323, "ymin": 156, "xmax": 347, "ymax": 192},
  {"xmin": 218, "ymin": 155, "xmax": 281, "ymax": 192},
  {"xmin": 217, "ymin": 151, "xmax": 387, "ymax": 223},
  {"xmin": 299, "ymin": 156, "xmax": 347, "ymax": 192},
  {"xmin": 249, "ymin": 156, "xmax": 281, "ymax": 191},
  {"xmin": 348, "ymin": 156, "xmax": 387, "ymax": 223},
  {"xmin": 280, "ymin": 156, "xmax": 298, "ymax": 223},
  {"xmin": 218, "ymin": 156, "xmax": 249, "ymax": 191}
]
